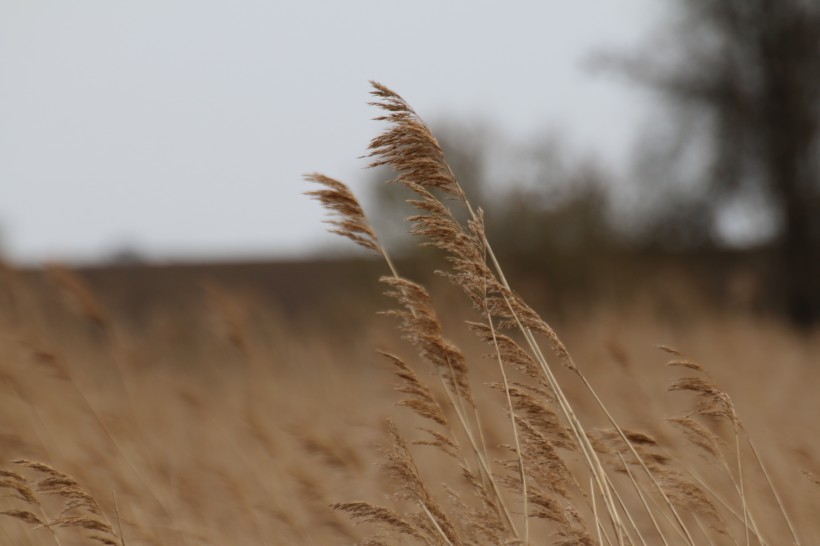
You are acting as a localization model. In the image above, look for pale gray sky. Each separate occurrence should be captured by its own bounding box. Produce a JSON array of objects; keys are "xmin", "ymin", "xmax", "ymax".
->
[{"xmin": 0, "ymin": 1, "xmax": 662, "ymax": 264}]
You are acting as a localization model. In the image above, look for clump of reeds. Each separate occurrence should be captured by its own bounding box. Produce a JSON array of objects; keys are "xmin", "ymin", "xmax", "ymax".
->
[
  {"xmin": 1, "ymin": 459, "xmax": 123, "ymax": 545},
  {"xmin": 307, "ymin": 81, "xmax": 808, "ymax": 545}
]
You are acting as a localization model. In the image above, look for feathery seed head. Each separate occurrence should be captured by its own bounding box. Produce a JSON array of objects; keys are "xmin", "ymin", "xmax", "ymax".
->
[{"xmin": 304, "ymin": 173, "xmax": 381, "ymax": 253}]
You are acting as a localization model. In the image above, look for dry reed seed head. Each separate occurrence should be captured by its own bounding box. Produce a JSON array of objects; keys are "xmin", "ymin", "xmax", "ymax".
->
[
  {"xmin": 380, "ymin": 351, "xmax": 448, "ymax": 427},
  {"xmin": 0, "ymin": 468, "xmax": 26, "ymax": 483},
  {"xmin": 554, "ymin": 527, "xmax": 595, "ymax": 546},
  {"xmin": 369, "ymin": 81, "xmax": 422, "ymax": 115},
  {"xmin": 502, "ymin": 384, "xmax": 575, "ymax": 452},
  {"xmin": 1, "ymin": 509, "xmax": 43, "ymax": 525},
  {"xmin": 408, "ymin": 212, "xmax": 478, "ymax": 258},
  {"xmin": 37, "ymin": 474, "xmax": 79, "ymax": 492},
  {"xmin": 488, "ymin": 289, "xmax": 577, "ymax": 371},
  {"xmin": 381, "ymin": 421, "xmax": 463, "ymax": 546},
  {"xmin": 508, "ymin": 380, "xmax": 559, "ymax": 406},
  {"xmin": 657, "ymin": 469, "xmax": 722, "ymax": 524},
  {"xmin": 525, "ymin": 484, "xmax": 594, "ymax": 546},
  {"xmin": 44, "ymin": 264, "xmax": 107, "ymax": 327},
  {"xmin": 667, "ymin": 377, "xmax": 740, "ymax": 426},
  {"xmin": 14, "ymin": 459, "xmax": 63, "ymax": 476},
  {"xmin": 368, "ymin": 82, "xmax": 460, "ymax": 197},
  {"xmin": 413, "ymin": 427, "xmax": 460, "ymax": 460},
  {"xmin": 586, "ymin": 429, "xmax": 613, "ymax": 457},
  {"xmin": 331, "ymin": 502, "xmax": 424, "ymax": 541},
  {"xmin": 295, "ymin": 431, "xmax": 363, "ymax": 472},
  {"xmin": 390, "ymin": 164, "xmax": 517, "ymax": 349},
  {"xmin": 658, "ymin": 345, "xmax": 682, "ymax": 356},
  {"xmin": 588, "ymin": 428, "xmax": 670, "ymax": 471},
  {"xmin": 622, "ymin": 429, "xmax": 660, "ymax": 447},
  {"xmin": 459, "ymin": 465, "xmax": 498, "ymax": 519},
  {"xmin": 315, "ymin": 512, "xmax": 360, "ymax": 546},
  {"xmin": 381, "ymin": 421, "xmax": 431, "ymax": 504},
  {"xmin": 89, "ymin": 536, "xmax": 118, "ymax": 546},
  {"xmin": 666, "ymin": 359, "xmax": 706, "ymax": 373},
  {"xmin": 622, "ymin": 429, "xmax": 672, "ymax": 468},
  {"xmin": 469, "ymin": 322, "xmax": 543, "ymax": 382},
  {"xmin": 399, "ymin": 399, "xmax": 449, "ymax": 428},
  {"xmin": 304, "ymin": 173, "xmax": 381, "ymax": 253},
  {"xmin": 441, "ymin": 483, "xmax": 509, "ymax": 545},
  {"xmin": 386, "ymin": 148, "xmax": 577, "ymax": 371},
  {"xmin": 408, "ymin": 514, "xmax": 455, "ymax": 546},
  {"xmin": 407, "ymin": 213, "xmax": 487, "ymax": 284},
  {"xmin": 403, "ymin": 182, "xmax": 471, "ymax": 230},
  {"xmin": 47, "ymin": 487, "xmax": 103, "ymax": 516},
  {"xmin": 802, "ymin": 470, "xmax": 820, "ymax": 486},
  {"xmin": 62, "ymin": 495, "xmax": 104, "ymax": 517},
  {"xmin": 405, "ymin": 188, "xmax": 499, "ymax": 311},
  {"xmin": 0, "ymin": 478, "xmax": 38, "ymax": 506},
  {"xmin": 666, "ymin": 416, "xmax": 724, "ymax": 460},
  {"xmin": 10, "ymin": 460, "xmax": 117, "ymax": 535},
  {"xmin": 380, "ymin": 276, "xmax": 474, "ymax": 407},
  {"xmin": 53, "ymin": 515, "xmax": 114, "ymax": 534},
  {"xmin": 526, "ymin": 487, "xmax": 570, "ymax": 526},
  {"xmin": 516, "ymin": 419, "xmax": 573, "ymax": 500},
  {"xmin": 0, "ymin": 472, "xmax": 120, "ymax": 546}
]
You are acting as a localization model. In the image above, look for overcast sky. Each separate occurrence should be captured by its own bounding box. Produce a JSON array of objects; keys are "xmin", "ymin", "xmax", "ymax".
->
[{"xmin": 0, "ymin": 1, "xmax": 663, "ymax": 265}]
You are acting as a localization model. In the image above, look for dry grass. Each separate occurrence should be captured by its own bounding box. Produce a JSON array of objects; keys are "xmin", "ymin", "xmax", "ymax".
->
[
  {"xmin": 305, "ymin": 82, "xmax": 820, "ymax": 545},
  {"xmin": 0, "ymin": 82, "xmax": 818, "ymax": 545}
]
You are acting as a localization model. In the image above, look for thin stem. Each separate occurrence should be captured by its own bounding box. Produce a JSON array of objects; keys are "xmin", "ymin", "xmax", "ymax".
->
[
  {"xmin": 692, "ymin": 514, "xmax": 717, "ymax": 546},
  {"xmin": 592, "ymin": 477, "xmax": 604, "ymax": 546},
  {"xmin": 113, "ymin": 491, "xmax": 126, "ymax": 546},
  {"xmin": 419, "ymin": 502, "xmax": 454, "ymax": 546},
  {"xmin": 481, "ymin": 271, "xmax": 528, "ymax": 544},
  {"xmin": 617, "ymin": 452, "xmax": 668, "ymax": 546},
  {"xmin": 734, "ymin": 423, "xmax": 749, "ymax": 546},
  {"xmin": 747, "ymin": 438, "xmax": 800, "ymax": 545},
  {"xmin": 606, "ymin": 472, "xmax": 644, "ymax": 546}
]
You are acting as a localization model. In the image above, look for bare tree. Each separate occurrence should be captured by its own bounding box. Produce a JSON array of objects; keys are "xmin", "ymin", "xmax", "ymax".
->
[{"xmin": 619, "ymin": 0, "xmax": 820, "ymax": 326}]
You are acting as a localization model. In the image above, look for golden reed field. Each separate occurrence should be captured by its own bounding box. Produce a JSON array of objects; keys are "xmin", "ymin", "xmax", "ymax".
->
[{"xmin": 1, "ymin": 84, "xmax": 819, "ymax": 545}]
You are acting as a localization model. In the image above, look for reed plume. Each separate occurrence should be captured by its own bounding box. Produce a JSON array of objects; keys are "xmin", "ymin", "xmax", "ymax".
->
[
  {"xmin": 306, "ymin": 81, "xmax": 813, "ymax": 545},
  {"xmin": 1, "ymin": 460, "xmax": 122, "ymax": 546}
]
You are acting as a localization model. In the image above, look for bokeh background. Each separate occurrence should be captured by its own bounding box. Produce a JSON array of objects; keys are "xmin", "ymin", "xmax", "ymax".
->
[
  {"xmin": 3, "ymin": 0, "xmax": 818, "ymax": 327},
  {"xmin": 0, "ymin": 1, "xmax": 655, "ymax": 263}
]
